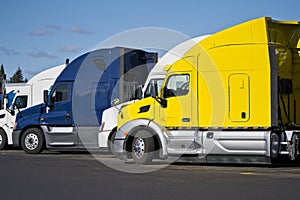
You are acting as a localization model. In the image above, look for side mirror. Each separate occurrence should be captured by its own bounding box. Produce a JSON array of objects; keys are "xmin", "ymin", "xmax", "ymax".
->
[
  {"xmin": 151, "ymin": 93, "xmax": 156, "ymax": 99},
  {"xmin": 7, "ymin": 109, "xmax": 15, "ymax": 116},
  {"xmin": 43, "ymin": 90, "xmax": 48, "ymax": 104},
  {"xmin": 160, "ymin": 98, "xmax": 167, "ymax": 108},
  {"xmin": 135, "ymin": 86, "xmax": 143, "ymax": 100},
  {"xmin": 155, "ymin": 96, "xmax": 167, "ymax": 108},
  {"xmin": 152, "ymin": 87, "xmax": 167, "ymax": 108}
]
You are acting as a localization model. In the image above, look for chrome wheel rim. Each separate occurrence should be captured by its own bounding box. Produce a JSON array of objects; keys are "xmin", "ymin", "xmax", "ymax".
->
[
  {"xmin": 25, "ymin": 133, "xmax": 39, "ymax": 150},
  {"xmin": 0, "ymin": 134, "xmax": 2, "ymax": 145},
  {"xmin": 133, "ymin": 137, "xmax": 145, "ymax": 159}
]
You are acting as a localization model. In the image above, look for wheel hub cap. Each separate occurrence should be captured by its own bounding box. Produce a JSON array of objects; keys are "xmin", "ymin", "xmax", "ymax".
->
[
  {"xmin": 133, "ymin": 137, "xmax": 145, "ymax": 159},
  {"xmin": 25, "ymin": 133, "xmax": 39, "ymax": 150}
]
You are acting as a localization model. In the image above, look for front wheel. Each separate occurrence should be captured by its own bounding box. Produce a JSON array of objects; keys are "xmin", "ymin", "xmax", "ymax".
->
[
  {"xmin": 0, "ymin": 130, "xmax": 8, "ymax": 150},
  {"xmin": 131, "ymin": 130, "xmax": 155, "ymax": 165},
  {"xmin": 21, "ymin": 128, "xmax": 44, "ymax": 154},
  {"xmin": 108, "ymin": 130, "xmax": 117, "ymax": 154}
]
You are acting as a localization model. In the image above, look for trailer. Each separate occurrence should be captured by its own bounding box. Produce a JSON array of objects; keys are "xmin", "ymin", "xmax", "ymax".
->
[
  {"xmin": 0, "ymin": 64, "xmax": 65, "ymax": 149},
  {"xmin": 114, "ymin": 17, "xmax": 300, "ymax": 164},
  {"xmin": 12, "ymin": 47, "xmax": 157, "ymax": 154}
]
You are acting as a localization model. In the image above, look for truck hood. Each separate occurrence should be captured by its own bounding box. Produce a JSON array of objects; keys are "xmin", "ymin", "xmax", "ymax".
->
[
  {"xmin": 16, "ymin": 103, "xmax": 44, "ymax": 121},
  {"xmin": 0, "ymin": 109, "xmax": 6, "ymax": 120},
  {"xmin": 0, "ymin": 109, "xmax": 6, "ymax": 115}
]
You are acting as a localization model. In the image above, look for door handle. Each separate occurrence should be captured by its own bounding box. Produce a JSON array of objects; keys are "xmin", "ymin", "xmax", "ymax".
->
[
  {"xmin": 182, "ymin": 118, "xmax": 190, "ymax": 122},
  {"xmin": 66, "ymin": 113, "xmax": 70, "ymax": 120}
]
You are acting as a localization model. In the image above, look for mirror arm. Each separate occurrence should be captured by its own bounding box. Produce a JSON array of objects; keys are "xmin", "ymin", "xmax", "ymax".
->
[
  {"xmin": 153, "ymin": 95, "xmax": 167, "ymax": 108},
  {"xmin": 6, "ymin": 108, "xmax": 15, "ymax": 116}
]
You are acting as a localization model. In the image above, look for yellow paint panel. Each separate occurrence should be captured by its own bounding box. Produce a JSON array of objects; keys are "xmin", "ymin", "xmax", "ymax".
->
[
  {"xmin": 118, "ymin": 97, "xmax": 155, "ymax": 127},
  {"xmin": 117, "ymin": 17, "xmax": 300, "ymax": 131},
  {"xmin": 200, "ymin": 17, "xmax": 268, "ymax": 51}
]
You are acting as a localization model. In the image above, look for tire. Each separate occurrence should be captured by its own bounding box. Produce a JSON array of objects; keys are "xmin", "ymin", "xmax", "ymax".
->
[
  {"xmin": 290, "ymin": 133, "xmax": 300, "ymax": 161},
  {"xmin": 21, "ymin": 128, "xmax": 44, "ymax": 154},
  {"xmin": 131, "ymin": 130, "xmax": 155, "ymax": 165},
  {"xmin": 107, "ymin": 130, "xmax": 117, "ymax": 155},
  {"xmin": 0, "ymin": 130, "xmax": 8, "ymax": 150}
]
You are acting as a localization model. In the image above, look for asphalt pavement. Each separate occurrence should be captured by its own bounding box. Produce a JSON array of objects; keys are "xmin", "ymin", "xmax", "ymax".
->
[{"xmin": 0, "ymin": 150, "xmax": 300, "ymax": 200}]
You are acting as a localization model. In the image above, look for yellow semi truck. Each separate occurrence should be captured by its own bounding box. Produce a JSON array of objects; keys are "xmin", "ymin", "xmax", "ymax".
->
[{"xmin": 113, "ymin": 17, "xmax": 300, "ymax": 164}]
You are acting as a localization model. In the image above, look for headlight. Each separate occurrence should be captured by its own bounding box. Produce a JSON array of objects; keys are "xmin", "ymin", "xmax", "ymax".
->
[{"xmin": 13, "ymin": 122, "xmax": 17, "ymax": 131}]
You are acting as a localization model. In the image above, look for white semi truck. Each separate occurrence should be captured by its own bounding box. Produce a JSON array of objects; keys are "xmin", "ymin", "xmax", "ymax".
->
[
  {"xmin": 0, "ymin": 64, "xmax": 66, "ymax": 149},
  {"xmin": 98, "ymin": 35, "xmax": 210, "ymax": 151}
]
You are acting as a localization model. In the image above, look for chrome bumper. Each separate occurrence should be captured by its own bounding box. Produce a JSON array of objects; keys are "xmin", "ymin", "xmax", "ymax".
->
[{"xmin": 113, "ymin": 139, "xmax": 127, "ymax": 160}]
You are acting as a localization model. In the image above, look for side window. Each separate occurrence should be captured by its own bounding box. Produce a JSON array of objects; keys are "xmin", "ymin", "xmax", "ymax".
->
[
  {"xmin": 14, "ymin": 95, "xmax": 28, "ymax": 109},
  {"xmin": 51, "ymin": 84, "xmax": 70, "ymax": 103},
  {"xmin": 163, "ymin": 74, "xmax": 190, "ymax": 98},
  {"xmin": 93, "ymin": 58, "xmax": 106, "ymax": 72}
]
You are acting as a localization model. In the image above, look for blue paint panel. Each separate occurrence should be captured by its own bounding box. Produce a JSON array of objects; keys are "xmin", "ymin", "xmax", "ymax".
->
[
  {"xmin": 7, "ymin": 91, "xmax": 16, "ymax": 108},
  {"xmin": 15, "ymin": 104, "xmax": 44, "ymax": 129},
  {"xmin": 56, "ymin": 53, "xmax": 88, "ymax": 82}
]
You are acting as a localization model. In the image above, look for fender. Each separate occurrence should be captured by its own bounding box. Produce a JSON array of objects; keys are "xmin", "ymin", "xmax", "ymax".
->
[{"xmin": 115, "ymin": 118, "xmax": 168, "ymax": 159}]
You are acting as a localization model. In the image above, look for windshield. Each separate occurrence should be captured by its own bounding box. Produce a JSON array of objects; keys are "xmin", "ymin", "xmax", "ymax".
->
[
  {"xmin": 144, "ymin": 79, "xmax": 164, "ymax": 98},
  {"xmin": 110, "ymin": 80, "xmax": 140, "ymax": 106}
]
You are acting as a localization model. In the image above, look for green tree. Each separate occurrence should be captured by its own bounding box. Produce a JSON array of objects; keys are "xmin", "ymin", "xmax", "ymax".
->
[
  {"xmin": 9, "ymin": 67, "xmax": 27, "ymax": 83},
  {"xmin": 0, "ymin": 64, "xmax": 5, "ymax": 81}
]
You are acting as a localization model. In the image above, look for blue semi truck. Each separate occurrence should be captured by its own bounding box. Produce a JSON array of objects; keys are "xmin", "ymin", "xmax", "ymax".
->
[{"xmin": 12, "ymin": 47, "xmax": 157, "ymax": 153}]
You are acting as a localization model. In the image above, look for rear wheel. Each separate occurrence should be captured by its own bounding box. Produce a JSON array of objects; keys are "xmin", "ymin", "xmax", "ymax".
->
[
  {"xmin": 131, "ymin": 130, "xmax": 155, "ymax": 165},
  {"xmin": 21, "ymin": 128, "xmax": 44, "ymax": 154},
  {"xmin": 289, "ymin": 133, "xmax": 300, "ymax": 161},
  {"xmin": 0, "ymin": 130, "xmax": 7, "ymax": 150}
]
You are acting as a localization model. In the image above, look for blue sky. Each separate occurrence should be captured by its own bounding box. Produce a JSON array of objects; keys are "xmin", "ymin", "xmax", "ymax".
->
[{"xmin": 0, "ymin": 0, "xmax": 299, "ymax": 79}]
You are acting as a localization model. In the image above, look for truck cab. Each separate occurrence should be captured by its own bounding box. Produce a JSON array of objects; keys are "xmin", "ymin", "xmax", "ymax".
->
[
  {"xmin": 98, "ymin": 35, "xmax": 210, "ymax": 152},
  {"xmin": 98, "ymin": 35, "xmax": 208, "ymax": 151},
  {"xmin": 0, "ymin": 65, "xmax": 65, "ymax": 149},
  {"xmin": 13, "ymin": 47, "xmax": 157, "ymax": 154},
  {"xmin": 114, "ymin": 17, "xmax": 300, "ymax": 165}
]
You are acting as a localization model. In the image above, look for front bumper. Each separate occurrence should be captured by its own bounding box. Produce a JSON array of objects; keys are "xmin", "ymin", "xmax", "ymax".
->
[
  {"xmin": 113, "ymin": 139, "xmax": 127, "ymax": 160},
  {"xmin": 98, "ymin": 130, "xmax": 110, "ymax": 148},
  {"xmin": 12, "ymin": 130, "xmax": 21, "ymax": 147}
]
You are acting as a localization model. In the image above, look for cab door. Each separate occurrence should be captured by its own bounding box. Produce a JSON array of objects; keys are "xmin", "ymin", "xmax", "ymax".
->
[
  {"xmin": 41, "ymin": 82, "xmax": 77, "ymax": 147},
  {"xmin": 44, "ymin": 83, "xmax": 73, "ymax": 125},
  {"xmin": 159, "ymin": 72, "xmax": 195, "ymax": 127}
]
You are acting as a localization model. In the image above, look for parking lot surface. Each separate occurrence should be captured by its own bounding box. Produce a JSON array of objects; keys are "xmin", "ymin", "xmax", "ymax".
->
[{"xmin": 0, "ymin": 150, "xmax": 300, "ymax": 200}]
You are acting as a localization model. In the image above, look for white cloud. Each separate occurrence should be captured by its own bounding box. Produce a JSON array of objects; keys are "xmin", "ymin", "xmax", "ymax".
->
[
  {"xmin": 29, "ymin": 29, "xmax": 52, "ymax": 36},
  {"xmin": 46, "ymin": 25, "xmax": 63, "ymax": 30},
  {"xmin": 28, "ymin": 51, "xmax": 57, "ymax": 59},
  {"xmin": 69, "ymin": 26, "xmax": 92, "ymax": 34},
  {"xmin": 0, "ymin": 46, "xmax": 21, "ymax": 56},
  {"xmin": 60, "ymin": 45, "xmax": 81, "ymax": 53}
]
